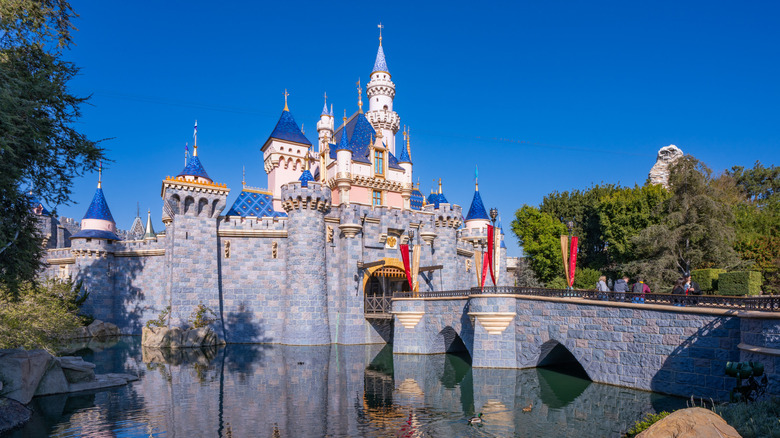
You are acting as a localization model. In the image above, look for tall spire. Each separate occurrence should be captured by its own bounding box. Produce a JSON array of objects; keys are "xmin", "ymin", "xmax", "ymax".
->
[
  {"xmin": 242, "ymin": 166, "xmax": 246, "ymax": 187},
  {"xmin": 283, "ymin": 89, "xmax": 289, "ymax": 111},
  {"xmin": 321, "ymin": 92, "xmax": 328, "ymax": 116},
  {"xmin": 329, "ymin": 103, "xmax": 333, "ymax": 117},
  {"xmin": 372, "ymin": 24, "xmax": 389, "ymax": 74},
  {"xmin": 475, "ymin": 165, "xmax": 479, "ymax": 191},
  {"xmin": 438, "ymin": 178, "xmax": 442, "ymax": 195},
  {"xmin": 357, "ymin": 78, "xmax": 363, "ymax": 113},
  {"xmin": 378, "ymin": 22, "xmax": 383, "ymax": 46},
  {"xmin": 144, "ymin": 209, "xmax": 156, "ymax": 240},
  {"xmin": 97, "ymin": 160, "xmax": 102, "ymax": 188},
  {"xmin": 193, "ymin": 120, "xmax": 198, "ymax": 156}
]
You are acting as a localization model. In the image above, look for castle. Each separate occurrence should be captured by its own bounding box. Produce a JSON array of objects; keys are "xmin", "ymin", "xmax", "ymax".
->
[{"xmin": 39, "ymin": 34, "xmax": 510, "ymax": 345}]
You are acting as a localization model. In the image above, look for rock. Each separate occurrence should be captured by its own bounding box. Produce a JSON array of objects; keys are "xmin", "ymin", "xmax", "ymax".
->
[
  {"xmin": 183, "ymin": 327, "xmax": 217, "ymax": 347},
  {"xmin": 33, "ymin": 360, "xmax": 68, "ymax": 396},
  {"xmin": 69, "ymin": 326, "xmax": 91, "ymax": 339},
  {"xmin": 58, "ymin": 356, "xmax": 96, "ymax": 383},
  {"xmin": 86, "ymin": 320, "xmax": 120, "ymax": 339},
  {"xmin": 637, "ymin": 407, "xmax": 741, "ymax": 438},
  {"xmin": 0, "ymin": 349, "xmax": 55, "ymax": 404},
  {"xmin": 648, "ymin": 144, "xmax": 684, "ymax": 189},
  {"xmin": 0, "ymin": 397, "xmax": 32, "ymax": 434},
  {"xmin": 68, "ymin": 373, "xmax": 138, "ymax": 393},
  {"xmin": 143, "ymin": 326, "xmax": 222, "ymax": 349}
]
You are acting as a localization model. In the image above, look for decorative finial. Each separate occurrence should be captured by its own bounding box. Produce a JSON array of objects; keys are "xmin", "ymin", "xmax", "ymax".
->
[
  {"xmin": 301, "ymin": 123, "xmax": 305, "ymax": 134},
  {"xmin": 330, "ymin": 103, "xmax": 333, "ymax": 117},
  {"xmin": 193, "ymin": 120, "xmax": 198, "ymax": 156},
  {"xmin": 321, "ymin": 92, "xmax": 328, "ymax": 115},
  {"xmin": 343, "ymin": 109, "xmax": 347, "ymax": 125},
  {"xmin": 356, "ymin": 78, "xmax": 363, "ymax": 113},
  {"xmin": 185, "ymin": 142, "xmax": 189, "ymax": 166},
  {"xmin": 406, "ymin": 126, "xmax": 411, "ymax": 159},
  {"xmin": 137, "ymin": 202, "xmax": 140, "ymax": 218},
  {"xmin": 438, "ymin": 178, "xmax": 442, "ymax": 194},
  {"xmin": 475, "ymin": 165, "xmax": 479, "ymax": 191},
  {"xmin": 378, "ymin": 22, "xmax": 384, "ymax": 46},
  {"xmin": 242, "ymin": 166, "xmax": 246, "ymax": 186},
  {"xmin": 283, "ymin": 89, "xmax": 289, "ymax": 111},
  {"xmin": 97, "ymin": 160, "xmax": 102, "ymax": 189}
]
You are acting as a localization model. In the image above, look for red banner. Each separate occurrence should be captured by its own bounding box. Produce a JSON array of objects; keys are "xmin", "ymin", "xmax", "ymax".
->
[
  {"xmin": 487, "ymin": 225, "xmax": 497, "ymax": 286},
  {"xmin": 399, "ymin": 244, "xmax": 413, "ymax": 291},
  {"xmin": 568, "ymin": 236, "xmax": 578, "ymax": 287},
  {"xmin": 481, "ymin": 251, "xmax": 489, "ymax": 290}
]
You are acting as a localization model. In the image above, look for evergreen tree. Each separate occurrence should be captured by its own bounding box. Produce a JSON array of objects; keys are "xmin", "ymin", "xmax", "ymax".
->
[
  {"xmin": 511, "ymin": 205, "xmax": 567, "ymax": 284},
  {"xmin": 0, "ymin": 0, "xmax": 105, "ymax": 296}
]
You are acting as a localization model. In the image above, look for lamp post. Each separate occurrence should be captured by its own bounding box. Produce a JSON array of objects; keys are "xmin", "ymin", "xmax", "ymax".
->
[{"xmin": 489, "ymin": 207, "xmax": 498, "ymax": 227}]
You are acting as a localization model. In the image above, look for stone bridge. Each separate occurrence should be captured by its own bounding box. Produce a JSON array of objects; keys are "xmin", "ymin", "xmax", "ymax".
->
[{"xmin": 391, "ymin": 291, "xmax": 780, "ymax": 401}]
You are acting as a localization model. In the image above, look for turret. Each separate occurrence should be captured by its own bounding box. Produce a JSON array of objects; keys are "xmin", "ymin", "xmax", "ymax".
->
[
  {"xmin": 316, "ymin": 93, "xmax": 334, "ymax": 153},
  {"xmin": 333, "ymin": 111, "xmax": 352, "ymax": 205},
  {"xmin": 366, "ymin": 26, "xmax": 400, "ymax": 155},
  {"xmin": 71, "ymin": 163, "xmax": 120, "ymax": 242},
  {"xmin": 398, "ymin": 127, "xmax": 413, "ymax": 210},
  {"xmin": 143, "ymin": 209, "xmax": 156, "ymax": 240},
  {"xmin": 464, "ymin": 167, "xmax": 490, "ymax": 232},
  {"xmin": 281, "ymin": 180, "xmax": 331, "ymax": 345}
]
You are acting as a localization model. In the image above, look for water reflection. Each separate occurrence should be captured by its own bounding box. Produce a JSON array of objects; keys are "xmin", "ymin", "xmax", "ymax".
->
[{"xmin": 4, "ymin": 338, "xmax": 687, "ymax": 438}]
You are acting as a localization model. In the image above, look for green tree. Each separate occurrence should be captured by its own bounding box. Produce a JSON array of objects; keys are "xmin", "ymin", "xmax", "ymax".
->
[
  {"xmin": 598, "ymin": 184, "xmax": 670, "ymax": 268},
  {"xmin": 0, "ymin": 0, "xmax": 105, "ymax": 296},
  {"xmin": 629, "ymin": 156, "xmax": 743, "ymax": 290},
  {"xmin": 511, "ymin": 205, "xmax": 567, "ymax": 284}
]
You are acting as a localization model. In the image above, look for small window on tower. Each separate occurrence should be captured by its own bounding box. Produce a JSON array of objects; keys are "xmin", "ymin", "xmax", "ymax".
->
[
  {"xmin": 372, "ymin": 190, "xmax": 382, "ymax": 206},
  {"xmin": 383, "ymin": 105, "xmax": 388, "ymax": 110},
  {"xmin": 374, "ymin": 150, "xmax": 384, "ymax": 176}
]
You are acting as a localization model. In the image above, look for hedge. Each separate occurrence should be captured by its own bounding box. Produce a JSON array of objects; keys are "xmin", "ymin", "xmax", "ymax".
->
[
  {"xmin": 717, "ymin": 271, "xmax": 763, "ymax": 296},
  {"xmin": 691, "ymin": 268, "xmax": 726, "ymax": 291}
]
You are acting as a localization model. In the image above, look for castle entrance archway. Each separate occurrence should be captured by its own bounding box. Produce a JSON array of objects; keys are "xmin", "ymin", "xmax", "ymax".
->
[{"xmin": 365, "ymin": 265, "xmax": 409, "ymax": 317}]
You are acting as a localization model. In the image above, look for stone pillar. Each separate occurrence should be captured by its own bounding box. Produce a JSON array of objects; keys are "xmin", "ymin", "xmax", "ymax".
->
[
  {"xmin": 391, "ymin": 298, "xmax": 429, "ymax": 354},
  {"xmin": 335, "ymin": 205, "xmax": 367, "ymax": 344},
  {"xmin": 431, "ymin": 204, "xmax": 462, "ymax": 291},
  {"xmin": 469, "ymin": 295, "xmax": 518, "ymax": 368},
  {"xmin": 281, "ymin": 181, "xmax": 331, "ymax": 345}
]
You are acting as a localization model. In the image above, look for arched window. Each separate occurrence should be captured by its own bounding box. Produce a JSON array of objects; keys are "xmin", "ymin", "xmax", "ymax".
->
[{"xmin": 374, "ymin": 150, "xmax": 384, "ymax": 176}]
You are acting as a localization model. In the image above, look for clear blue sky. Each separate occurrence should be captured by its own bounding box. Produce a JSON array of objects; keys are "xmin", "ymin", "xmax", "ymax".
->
[{"xmin": 57, "ymin": 0, "xmax": 779, "ymax": 257}]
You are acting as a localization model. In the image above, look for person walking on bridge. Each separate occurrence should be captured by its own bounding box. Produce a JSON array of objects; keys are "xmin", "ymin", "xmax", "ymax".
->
[
  {"xmin": 613, "ymin": 275, "xmax": 629, "ymax": 302},
  {"xmin": 632, "ymin": 277, "xmax": 650, "ymax": 303}
]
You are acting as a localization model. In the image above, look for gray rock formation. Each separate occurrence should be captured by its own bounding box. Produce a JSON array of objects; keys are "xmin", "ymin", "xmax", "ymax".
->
[
  {"xmin": 648, "ymin": 144, "xmax": 684, "ymax": 188},
  {"xmin": 69, "ymin": 320, "xmax": 121, "ymax": 340},
  {"xmin": 0, "ymin": 349, "xmax": 137, "ymax": 405},
  {"xmin": 0, "ymin": 397, "xmax": 31, "ymax": 434},
  {"xmin": 142, "ymin": 326, "xmax": 224, "ymax": 349}
]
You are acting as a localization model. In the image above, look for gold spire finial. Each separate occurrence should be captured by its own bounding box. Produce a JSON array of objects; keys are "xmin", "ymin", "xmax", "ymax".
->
[
  {"xmin": 378, "ymin": 22, "xmax": 384, "ymax": 46},
  {"xmin": 356, "ymin": 78, "xmax": 363, "ymax": 113},
  {"xmin": 406, "ymin": 126, "xmax": 411, "ymax": 158},
  {"xmin": 343, "ymin": 109, "xmax": 347, "ymax": 125},
  {"xmin": 97, "ymin": 160, "xmax": 102, "ymax": 188},
  {"xmin": 242, "ymin": 166, "xmax": 246, "ymax": 186},
  {"xmin": 193, "ymin": 120, "xmax": 198, "ymax": 156},
  {"xmin": 438, "ymin": 178, "xmax": 442, "ymax": 194},
  {"xmin": 475, "ymin": 165, "xmax": 479, "ymax": 191},
  {"xmin": 283, "ymin": 89, "xmax": 289, "ymax": 111}
]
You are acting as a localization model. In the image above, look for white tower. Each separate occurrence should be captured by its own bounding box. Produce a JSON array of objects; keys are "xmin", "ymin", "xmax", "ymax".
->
[
  {"xmin": 366, "ymin": 24, "xmax": 400, "ymax": 156},
  {"xmin": 316, "ymin": 93, "xmax": 334, "ymax": 151}
]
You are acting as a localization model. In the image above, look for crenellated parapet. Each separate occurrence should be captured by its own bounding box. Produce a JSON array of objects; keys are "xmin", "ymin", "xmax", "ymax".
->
[
  {"xmin": 161, "ymin": 176, "xmax": 230, "ymax": 223},
  {"xmin": 423, "ymin": 203, "xmax": 463, "ymax": 229},
  {"xmin": 280, "ymin": 181, "xmax": 331, "ymax": 213}
]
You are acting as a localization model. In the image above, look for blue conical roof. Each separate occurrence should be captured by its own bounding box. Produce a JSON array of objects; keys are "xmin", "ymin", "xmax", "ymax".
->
[
  {"xmin": 465, "ymin": 190, "xmax": 489, "ymax": 221},
  {"xmin": 268, "ymin": 110, "xmax": 311, "ymax": 145},
  {"xmin": 334, "ymin": 120, "xmax": 351, "ymax": 152},
  {"xmin": 373, "ymin": 44, "xmax": 388, "ymax": 73},
  {"xmin": 299, "ymin": 169, "xmax": 314, "ymax": 187},
  {"xmin": 177, "ymin": 155, "xmax": 211, "ymax": 181},
  {"xmin": 83, "ymin": 188, "xmax": 115, "ymax": 223},
  {"xmin": 398, "ymin": 142, "xmax": 411, "ymax": 163},
  {"xmin": 410, "ymin": 187, "xmax": 424, "ymax": 210}
]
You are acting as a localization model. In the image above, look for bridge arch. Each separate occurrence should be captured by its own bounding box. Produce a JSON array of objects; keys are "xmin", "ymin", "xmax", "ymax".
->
[{"xmin": 536, "ymin": 339, "xmax": 591, "ymax": 380}]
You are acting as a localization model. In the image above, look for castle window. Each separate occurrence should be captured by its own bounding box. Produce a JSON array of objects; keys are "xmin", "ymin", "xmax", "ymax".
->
[
  {"xmin": 372, "ymin": 190, "xmax": 382, "ymax": 206},
  {"xmin": 374, "ymin": 150, "xmax": 384, "ymax": 176}
]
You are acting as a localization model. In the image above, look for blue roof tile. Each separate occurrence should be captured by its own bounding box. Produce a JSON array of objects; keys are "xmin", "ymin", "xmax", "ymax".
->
[
  {"xmin": 268, "ymin": 110, "xmax": 311, "ymax": 145},
  {"xmin": 397, "ymin": 143, "xmax": 411, "ymax": 163},
  {"xmin": 71, "ymin": 229, "xmax": 120, "ymax": 241},
  {"xmin": 83, "ymin": 188, "xmax": 115, "ymax": 223},
  {"xmin": 373, "ymin": 44, "xmax": 388, "ymax": 73},
  {"xmin": 465, "ymin": 190, "xmax": 489, "ymax": 221},
  {"xmin": 177, "ymin": 155, "xmax": 211, "ymax": 181},
  {"xmin": 411, "ymin": 188, "xmax": 424, "ymax": 210},
  {"xmin": 299, "ymin": 169, "xmax": 314, "ymax": 187},
  {"xmin": 438, "ymin": 193, "xmax": 448, "ymax": 205},
  {"xmin": 225, "ymin": 189, "xmax": 287, "ymax": 218},
  {"xmin": 426, "ymin": 193, "xmax": 439, "ymax": 208}
]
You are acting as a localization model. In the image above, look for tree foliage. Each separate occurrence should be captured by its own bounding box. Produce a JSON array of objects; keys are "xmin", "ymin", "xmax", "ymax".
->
[
  {"xmin": 511, "ymin": 205, "xmax": 566, "ymax": 284},
  {"xmin": 0, "ymin": 0, "xmax": 105, "ymax": 296}
]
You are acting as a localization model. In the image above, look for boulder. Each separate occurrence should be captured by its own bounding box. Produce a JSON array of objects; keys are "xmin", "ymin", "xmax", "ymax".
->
[
  {"xmin": 86, "ymin": 320, "xmax": 120, "ymax": 339},
  {"xmin": 0, "ymin": 397, "xmax": 32, "ymax": 434},
  {"xmin": 33, "ymin": 360, "xmax": 68, "ymax": 396},
  {"xmin": 69, "ymin": 326, "xmax": 91, "ymax": 339},
  {"xmin": 0, "ymin": 349, "xmax": 55, "ymax": 404},
  {"xmin": 637, "ymin": 407, "xmax": 741, "ymax": 438},
  {"xmin": 68, "ymin": 373, "xmax": 138, "ymax": 393},
  {"xmin": 58, "ymin": 356, "xmax": 96, "ymax": 383},
  {"xmin": 143, "ymin": 326, "xmax": 222, "ymax": 348},
  {"xmin": 183, "ymin": 327, "xmax": 218, "ymax": 347}
]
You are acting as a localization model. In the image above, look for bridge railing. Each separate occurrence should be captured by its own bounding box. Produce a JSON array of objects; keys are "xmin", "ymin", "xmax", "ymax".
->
[
  {"xmin": 365, "ymin": 295, "xmax": 393, "ymax": 316},
  {"xmin": 391, "ymin": 287, "xmax": 780, "ymax": 312}
]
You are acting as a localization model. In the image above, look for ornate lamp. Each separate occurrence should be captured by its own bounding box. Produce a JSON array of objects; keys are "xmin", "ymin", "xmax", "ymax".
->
[{"xmin": 489, "ymin": 207, "xmax": 498, "ymax": 226}]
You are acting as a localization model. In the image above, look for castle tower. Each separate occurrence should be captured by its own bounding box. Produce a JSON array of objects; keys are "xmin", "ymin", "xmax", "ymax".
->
[
  {"xmin": 316, "ymin": 93, "xmax": 334, "ymax": 153},
  {"xmin": 143, "ymin": 209, "xmax": 156, "ymax": 240},
  {"xmin": 366, "ymin": 26, "xmax": 400, "ymax": 156},
  {"xmin": 333, "ymin": 113, "xmax": 352, "ymax": 205},
  {"xmin": 161, "ymin": 124, "xmax": 229, "ymax": 329},
  {"xmin": 464, "ymin": 168, "xmax": 490, "ymax": 233},
  {"xmin": 281, "ymin": 180, "xmax": 331, "ymax": 345},
  {"xmin": 71, "ymin": 164, "xmax": 120, "ymax": 242},
  {"xmin": 398, "ymin": 127, "xmax": 413, "ymax": 210},
  {"xmin": 262, "ymin": 91, "xmax": 312, "ymax": 211}
]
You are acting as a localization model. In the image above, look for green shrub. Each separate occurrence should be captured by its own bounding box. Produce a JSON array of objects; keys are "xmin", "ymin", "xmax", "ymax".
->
[
  {"xmin": 574, "ymin": 267, "xmax": 602, "ymax": 290},
  {"xmin": 712, "ymin": 398, "xmax": 780, "ymax": 438},
  {"xmin": 691, "ymin": 268, "xmax": 726, "ymax": 291},
  {"xmin": 145, "ymin": 306, "xmax": 170, "ymax": 328},
  {"xmin": 546, "ymin": 277, "xmax": 568, "ymax": 289},
  {"xmin": 624, "ymin": 411, "xmax": 670, "ymax": 437},
  {"xmin": 0, "ymin": 280, "xmax": 84, "ymax": 353},
  {"xmin": 718, "ymin": 271, "xmax": 763, "ymax": 296},
  {"xmin": 189, "ymin": 303, "xmax": 216, "ymax": 329}
]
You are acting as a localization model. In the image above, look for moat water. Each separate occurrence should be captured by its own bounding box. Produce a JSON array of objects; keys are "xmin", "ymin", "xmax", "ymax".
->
[{"xmin": 4, "ymin": 337, "xmax": 688, "ymax": 437}]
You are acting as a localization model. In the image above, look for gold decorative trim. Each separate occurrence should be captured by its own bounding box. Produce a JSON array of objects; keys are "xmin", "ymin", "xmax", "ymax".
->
[
  {"xmin": 217, "ymin": 230, "xmax": 288, "ymax": 238},
  {"xmin": 47, "ymin": 257, "xmax": 75, "ymax": 265},
  {"xmin": 468, "ymin": 312, "xmax": 515, "ymax": 335},
  {"xmin": 391, "ymin": 311, "xmax": 425, "ymax": 329},
  {"xmin": 457, "ymin": 248, "xmax": 474, "ymax": 257}
]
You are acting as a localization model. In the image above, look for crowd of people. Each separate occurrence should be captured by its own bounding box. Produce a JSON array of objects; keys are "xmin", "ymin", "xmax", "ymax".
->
[{"xmin": 594, "ymin": 273, "xmax": 702, "ymax": 305}]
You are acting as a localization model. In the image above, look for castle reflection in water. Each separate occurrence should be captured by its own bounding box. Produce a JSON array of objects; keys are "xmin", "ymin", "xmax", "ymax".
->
[{"xmin": 14, "ymin": 338, "xmax": 686, "ymax": 437}]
